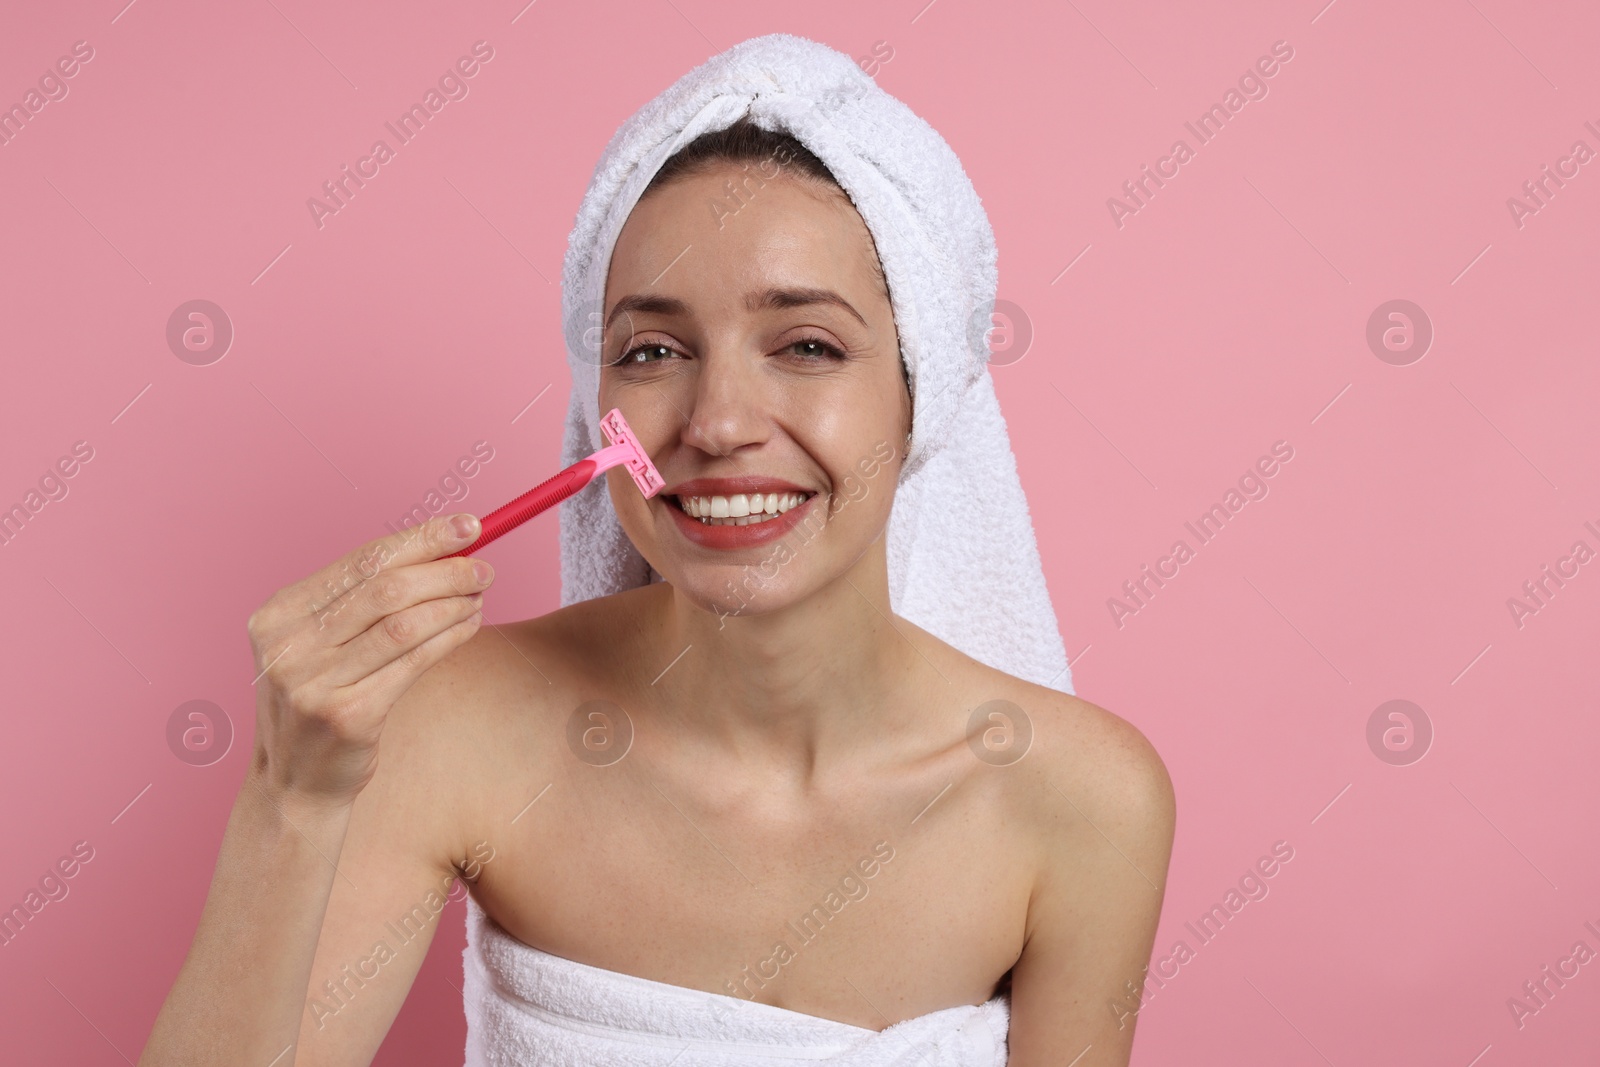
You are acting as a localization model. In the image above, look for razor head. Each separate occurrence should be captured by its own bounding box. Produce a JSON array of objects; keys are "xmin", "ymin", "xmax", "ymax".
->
[{"xmin": 599, "ymin": 407, "xmax": 666, "ymax": 499}]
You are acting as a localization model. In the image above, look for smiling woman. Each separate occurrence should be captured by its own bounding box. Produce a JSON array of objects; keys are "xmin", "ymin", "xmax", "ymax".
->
[
  {"xmin": 141, "ymin": 32, "xmax": 1174, "ymax": 1067},
  {"xmin": 596, "ymin": 119, "xmax": 911, "ymax": 584}
]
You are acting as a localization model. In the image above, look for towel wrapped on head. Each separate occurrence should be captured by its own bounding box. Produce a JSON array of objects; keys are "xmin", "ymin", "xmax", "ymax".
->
[{"xmin": 556, "ymin": 31, "xmax": 1074, "ymax": 696}]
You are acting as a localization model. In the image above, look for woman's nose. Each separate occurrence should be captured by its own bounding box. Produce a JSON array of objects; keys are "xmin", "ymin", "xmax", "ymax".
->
[{"xmin": 679, "ymin": 348, "xmax": 770, "ymax": 457}]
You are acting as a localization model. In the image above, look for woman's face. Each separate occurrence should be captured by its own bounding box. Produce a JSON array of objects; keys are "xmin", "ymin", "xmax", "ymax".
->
[{"xmin": 597, "ymin": 160, "xmax": 911, "ymax": 620}]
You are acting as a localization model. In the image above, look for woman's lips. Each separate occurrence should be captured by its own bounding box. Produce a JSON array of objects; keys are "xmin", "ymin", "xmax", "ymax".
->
[{"xmin": 665, "ymin": 492, "xmax": 815, "ymax": 549}]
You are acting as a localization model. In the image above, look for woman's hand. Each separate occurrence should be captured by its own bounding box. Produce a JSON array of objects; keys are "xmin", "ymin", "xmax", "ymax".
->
[{"xmin": 245, "ymin": 513, "xmax": 495, "ymax": 811}]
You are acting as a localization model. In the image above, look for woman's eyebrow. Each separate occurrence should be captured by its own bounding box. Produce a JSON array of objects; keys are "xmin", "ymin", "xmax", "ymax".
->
[
  {"xmin": 606, "ymin": 293, "xmax": 685, "ymax": 330},
  {"xmin": 747, "ymin": 286, "xmax": 869, "ymax": 328},
  {"xmin": 605, "ymin": 286, "xmax": 868, "ymax": 330}
]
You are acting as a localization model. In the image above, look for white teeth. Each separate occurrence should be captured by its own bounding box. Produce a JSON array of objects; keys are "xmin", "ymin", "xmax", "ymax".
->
[{"xmin": 674, "ymin": 491, "xmax": 810, "ymax": 525}]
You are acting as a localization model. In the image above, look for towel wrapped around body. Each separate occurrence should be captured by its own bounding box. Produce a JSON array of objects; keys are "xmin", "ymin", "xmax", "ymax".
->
[{"xmin": 462, "ymin": 896, "xmax": 1010, "ymax": 1066}]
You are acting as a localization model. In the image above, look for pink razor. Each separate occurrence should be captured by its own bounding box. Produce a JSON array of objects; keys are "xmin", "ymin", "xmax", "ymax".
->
[{"xmin": 443, "ymin": 407, "xmax": 664, "ymax": 559}]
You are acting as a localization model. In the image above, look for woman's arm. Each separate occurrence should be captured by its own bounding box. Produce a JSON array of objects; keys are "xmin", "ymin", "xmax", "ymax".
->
[
  {"xmin": 139, "ymin": 670, "xmax": 474, "ymax": 1066},
  {"xmin": 139, "ymin": 515, "xmax": 494, "ymax": 1065},
  {"xmin": 1005, "ymin": 704, "xmax": 1177, "ymax": 1067},
  {"xmin": 137, "ymin": 769, "xmax": 356, "ymax": 1065}
]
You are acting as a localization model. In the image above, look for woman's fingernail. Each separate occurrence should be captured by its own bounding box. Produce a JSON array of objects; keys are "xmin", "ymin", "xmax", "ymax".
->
[
  {"xmin": 473, "ymin": 560, "xmax": 495, "ymax": 586},
  {"xmin": 451, "ymin": 514, "xmax": 480, "ymax": 540}
]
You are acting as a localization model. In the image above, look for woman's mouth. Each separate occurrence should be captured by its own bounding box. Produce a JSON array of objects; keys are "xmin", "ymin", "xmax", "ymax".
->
[
  {"xmin": 662, "ymin": 487, "xmax": 817, "ymax": 549},
  {"xmin": 671, "ymin": 491, "xmax": 813, "ymax": 526}
]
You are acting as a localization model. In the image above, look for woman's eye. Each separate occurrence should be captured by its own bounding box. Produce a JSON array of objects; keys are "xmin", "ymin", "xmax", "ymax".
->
[
  {"xmin": 617, "ymin": 338, "xmax": 845, "ymax": 364},
  {"xmin": 620, "ymin": 343, "xmax": 678, "ymax": 364},
  {"xmin": 787, "ymin": 338, "xmax": 845, "ymax": 360}
]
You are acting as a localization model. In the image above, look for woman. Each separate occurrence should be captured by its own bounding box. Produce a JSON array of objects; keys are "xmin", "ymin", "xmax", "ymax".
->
[{"xmin": 142, "ymin": 34, "xmax": 1174, "ymax": 1067}]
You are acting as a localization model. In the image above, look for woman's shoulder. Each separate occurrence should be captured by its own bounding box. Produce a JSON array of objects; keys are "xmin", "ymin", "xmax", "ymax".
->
[
  {"xmin": 916, "ymin": 628, "xmax": 1175, "ymax": 832},
  {"xmin": 1025, "ymin": 679, "xmax": 1174, "ymax": 829},
  {"xmin": 407, "ymin": 584, "xmax": 666, "ymax": 773},
  {"xmin": 359, "ymin": 591, "xmax": 646, "ymax": 868},
  {"xmin": 442, "ymin": 584, "xmax": 657, "ymax": 683},
  {"xmin": 942, "ymin": 652, "xmax": 1177, "ymax": 932}
]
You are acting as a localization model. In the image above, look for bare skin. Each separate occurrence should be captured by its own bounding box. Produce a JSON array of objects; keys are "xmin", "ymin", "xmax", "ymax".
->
[{"xmin": 140, "ymin": 163, "xmax": 1174, "ymax": 1067}]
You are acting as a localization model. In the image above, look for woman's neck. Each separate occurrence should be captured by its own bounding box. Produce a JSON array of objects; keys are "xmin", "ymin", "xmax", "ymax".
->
[{"xmin": 634, "ymin": 539, "xmax": 934, "ymax": 784}]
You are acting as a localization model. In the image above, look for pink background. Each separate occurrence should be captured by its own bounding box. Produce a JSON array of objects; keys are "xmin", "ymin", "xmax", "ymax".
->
[{"xmin": 2, "ymin": 0, "xmax": 1596, "ymax": 1063}]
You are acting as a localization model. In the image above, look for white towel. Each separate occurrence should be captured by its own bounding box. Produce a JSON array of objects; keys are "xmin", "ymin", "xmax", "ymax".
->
[
  {"xmin": 461, "ymin": 896, "xmax": 1010, "ymax": 1066},
  {"xmin": 556, "ymin": 32, "xmax": 1074, "ymax": 696}
]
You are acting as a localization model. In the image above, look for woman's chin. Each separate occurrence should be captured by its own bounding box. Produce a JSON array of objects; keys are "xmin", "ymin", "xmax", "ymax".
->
[{"xmin": 649, "ymin": 568, "xmax": 802, "ymax": 622}]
